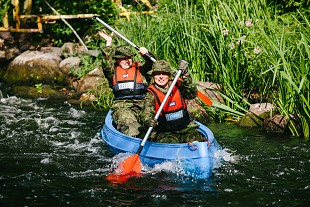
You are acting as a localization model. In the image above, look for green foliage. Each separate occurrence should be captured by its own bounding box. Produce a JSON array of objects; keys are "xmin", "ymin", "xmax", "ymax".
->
[
  {"xmin": 267, "ymin": 0, "xmax": 310, "ymax": 14},
  {"xmin": 30, "ymin": 0, "xmax": 118, "ymax": 45},
  {"xmin": 0, "ymin": 0, "xmax": 12, "ymax": 23},
  {"xmin": 35, "ymin": 83, "xmax": 43, "ymax": 94},
  {"xmin": 70, "ymin": 54, "xmax": 103, "ymax": 79},
  {"xmin": 87, "ymin": 81, "xmax": 114, "ymax": 110},
  {"xmin": 111, "ymin": 0, "xmax": 309, "ymax": 137}
]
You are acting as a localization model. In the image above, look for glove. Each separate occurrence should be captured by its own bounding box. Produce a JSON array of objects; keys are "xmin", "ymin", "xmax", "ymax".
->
[
  {"xmin": 178, "ymin": 60, "xmax": 189, "ymax": 76},
  {"xmin": 148, "ymin": 119, "xmax": 158, "ymax": 128}
]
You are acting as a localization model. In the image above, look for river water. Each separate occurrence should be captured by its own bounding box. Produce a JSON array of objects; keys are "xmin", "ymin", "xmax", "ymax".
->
[{"xmin": 0, "ymin": 90, "xmax": 309, "ymax": 207}]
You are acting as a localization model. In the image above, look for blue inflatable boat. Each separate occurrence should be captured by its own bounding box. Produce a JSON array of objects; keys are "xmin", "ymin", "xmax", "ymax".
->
[{"xmin": 100, "ymin": 110, "xmax": 221, "ymax": 179}]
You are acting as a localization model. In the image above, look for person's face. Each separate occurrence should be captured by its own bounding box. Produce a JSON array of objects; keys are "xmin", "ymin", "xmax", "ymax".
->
[
  {"xmin": 153, "ymin": 72, "xmax": 170, "ymax": 88},
  {"xmin": 116, "ymin": 56, "xmax": 132, "ymax": 69}
]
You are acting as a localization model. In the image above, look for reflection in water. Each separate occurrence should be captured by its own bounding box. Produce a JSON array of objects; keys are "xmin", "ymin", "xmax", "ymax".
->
[{"xmin": 0, "ymin": 95, "xmax": 309, "ymax": 206}]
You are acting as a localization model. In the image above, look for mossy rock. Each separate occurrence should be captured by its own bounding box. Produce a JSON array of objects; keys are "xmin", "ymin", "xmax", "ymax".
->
[
  {"xmin": 239, "ymin": 112, "xmax": 267, "ymax": 127},
  {"xmin": 3, "ymin": 51, "xmax": 66, "ymax": 86},
  {"xmin": 11, "ymin": 85, "xmax": 78, "ymax": 100}
]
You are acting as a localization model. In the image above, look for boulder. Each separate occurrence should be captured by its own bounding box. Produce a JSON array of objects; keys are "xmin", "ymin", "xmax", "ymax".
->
[
  {"xmin": 197, "ymin": 81, "xmax": 224, "ymax": 103},
  {"xmin": 59, "ymin": 56, "xmax": 81, "ymax": 75},
  {"xmin": 264, "ymin": 114, "xmax": 289, "ymax": 134},
  {"xmin": 75, "ymin": 67, "xmax": 106, "ymax": 95},
  {"xmin": 3, "ymin": 50, "xmax": 66, "ymax": 85},
  {"xmin": 239, "ymin": 103, "xmax": 277, "ymax": 127},
  {"xmin": 186, "ymin": 98, "xmax": 211, "ymax": 124}
]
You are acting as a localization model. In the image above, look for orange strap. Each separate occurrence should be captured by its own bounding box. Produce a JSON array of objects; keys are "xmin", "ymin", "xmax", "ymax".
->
[{"xmin": 187, "ymin": 142, "xmax": 198, "ymax": 150}]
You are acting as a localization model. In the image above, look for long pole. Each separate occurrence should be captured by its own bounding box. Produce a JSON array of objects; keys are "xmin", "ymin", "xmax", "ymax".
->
[{"xmin": 94, "ymin": 16, "xmax": 156, "ymax": 62}]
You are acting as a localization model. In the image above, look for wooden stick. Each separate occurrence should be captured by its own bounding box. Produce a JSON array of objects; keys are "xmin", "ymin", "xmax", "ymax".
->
[{"xmin": 44, "ymin": 1, "xmax": 88, "ymax": 51}]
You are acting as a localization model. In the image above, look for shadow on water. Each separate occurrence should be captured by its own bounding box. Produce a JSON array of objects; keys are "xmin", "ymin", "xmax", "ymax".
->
[{"xmin": 0, "ymin": 92, "xmax": 309, "ymax": 206}]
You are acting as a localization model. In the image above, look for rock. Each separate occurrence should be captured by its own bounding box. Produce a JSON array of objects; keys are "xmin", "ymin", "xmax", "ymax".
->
[
  {"xmin": 197, "ymin": 81, "xmax": 224, "ymax": 103},
  {"xmin": 61, "ymin": 42, "xmax": 78, "ymax": 58},
  {"xmin": 40, "ymin": 47, "xmax": 63, "ymax": 57},
  {"xmin": 264, "ymin": 114, "xmax": 289, "ymax": 134},
  {"xmin": 239, "ymin": 111, "xmax": 265, "ymax": 127},
  {"xmin": 249, "ymin": 103, "xmax": 276, "ymax": 116},
  {"xmin": 3, "ymin": 50, "xmax": 65, "ymax": 85},
  {"xmin": 76, "ymin": 67, "xmax": 106, "ymax": 95},
  {"xmin": 80, "ymin": 49, "xmax": 101, "ymax": 57},
  {"xmin": 79, "ymin": 93, "xmax": 97, "ymax": 101},
  {"xmin": 239, "ymin": 103, "xmax": 277, "ymax": 127},
  {"xmin": 0, "ymin": 32, "xmax": 13, "ymax": 40},
  {"xmin": 10, "ymin": 85, "xmax": 78, "ymax": 100},
  {"xmin": 59, "ymin": 56, "xmax": 81, "ymax": 75},
  {"xmin": 86, "ymin": 67, "xmax": 104, "ymax": 76},
  {"xmin": 5, "ymin": 47, "xmax": 21, "ymax": 60},
  {"xmin": 186, "ymin": 98, "xmax": 211, "ymax": 124},
  {"xmin": 0, "ymin": 38, "xmax": 4, "ymax": 48}
]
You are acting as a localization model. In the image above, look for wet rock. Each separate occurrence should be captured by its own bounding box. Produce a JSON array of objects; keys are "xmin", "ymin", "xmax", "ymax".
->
[
  {"xmin": 3, "ymin": 50, "xmax": 65, "ymax": 85},
  {"xmin": 11, "ymin": 85, "xmax": 78, "ymax": 100},
  {"xmin": 186, "ymin": 98, "xmax": 211, "ymax": 124},
  {"xmin": 264, "ymin": 114, "xmax": 289, "ymax": 134},
  {"xmin": 249, "ymin": 103, "xmax": 277, "ymax": 116},
  {"xmin": 5, "ymin": 47, "xmax": 21, "ymax": 60},
  {"xmin": 239, "ymin": 112, "xmax": 265, "ymax": 127},
  {"xmin": 239, "ymin": 103, "xmax": 277, "ymax": 127},
  {"xmin": 61, "ymin": 42, "xmax": 78, "ymax": 58},
  {"xmin": 197, "ymin": 81, "xmax": 224, "ymax": 103},
  {"xmin": 59, "ymin": 56, "xmax": 81, "ymax": 75},
  {"xmin": 40, "ymin": 47, "xmax": 63, "ymax": 57},
  {"xmin": 75, "ymin": 67, "xmax": 105, "ymax": 95}
]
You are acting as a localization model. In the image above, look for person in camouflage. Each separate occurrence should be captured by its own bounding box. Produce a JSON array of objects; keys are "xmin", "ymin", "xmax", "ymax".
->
[
  {"xmin": 140, "ymin": 60, "xmax": 205, "ymax": 143},
  {"xmin": 98, "ymin": 31, "xmax": 154, "ymax": 137}
]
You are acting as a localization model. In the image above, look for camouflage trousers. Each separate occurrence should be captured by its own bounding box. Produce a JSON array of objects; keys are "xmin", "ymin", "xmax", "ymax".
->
[
  {"xmin": 148, "ymin": 121, "xmax": 205, "ymax": 144},
  {"xmin": 111, "ymin": 99, "xmax": 144, "ymax": 137}
]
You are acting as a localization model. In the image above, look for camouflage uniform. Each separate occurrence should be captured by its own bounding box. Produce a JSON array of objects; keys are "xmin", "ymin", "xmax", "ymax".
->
[
  {"xmin": 102, "ymin": 45, "xmax": 154, "ymax": 137},
  {"xmin": 141, "ymin": 61, "xmax": 205, "ymax": 143}
]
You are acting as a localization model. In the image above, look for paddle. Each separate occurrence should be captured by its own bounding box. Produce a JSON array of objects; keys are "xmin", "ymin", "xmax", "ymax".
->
[
  {"xmin": 94, "ymin": 16, "xmax": 212, "ymax": 106},
  {"xmin": 94, "ymin": 16, "xmax": 156, "ymax": 62}
]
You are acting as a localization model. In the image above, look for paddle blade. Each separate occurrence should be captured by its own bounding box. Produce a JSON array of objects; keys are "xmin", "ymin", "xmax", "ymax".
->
[
  {"xmin": 197, "ymin": 90, "xmax": 212, "ymax": 106},
  {"xmin": 105, "ymin": 154, "xmax": 142, "ymax": 184},
  {"xmin": 121, "ymin": 154, "xmax": 141, "ymax": 174},
  {"xmin": 106, "ymin": 172, "xmax": 142, "ymax": 184},
  {"xmin": 106, "ymin": 173, "xmax": 130, "ymax": 183}
]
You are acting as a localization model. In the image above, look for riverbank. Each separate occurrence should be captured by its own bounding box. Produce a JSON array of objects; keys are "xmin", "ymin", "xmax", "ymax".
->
[{"xmin": 0, "ymin": 31, "xmax": 301, "ymax": 137}]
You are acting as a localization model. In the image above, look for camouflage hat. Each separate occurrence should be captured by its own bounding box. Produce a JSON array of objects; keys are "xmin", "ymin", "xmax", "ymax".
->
[
  {"xmin": 147, "ymin": 60, "xmax": 174, "ymax": 75},
  {"xmin": 113, "ymin": 46, "xmax": 135, "ymax": 59}
]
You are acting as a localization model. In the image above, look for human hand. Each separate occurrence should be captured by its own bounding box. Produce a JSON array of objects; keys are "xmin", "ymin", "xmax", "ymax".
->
[
  {"xmin": 178, "ymin": 60, "xmax": 189, "ymax": 76},
  {"xmin": 98, "ymin": 30, "xmax": 113, "ymax": 46},
  {"xmin": 148, "ymin": 119, "xmax": 158, "ymax": 128},
  {"xmin": 139, "ymin": 47, "xmax": 149, "ymax": 56}
]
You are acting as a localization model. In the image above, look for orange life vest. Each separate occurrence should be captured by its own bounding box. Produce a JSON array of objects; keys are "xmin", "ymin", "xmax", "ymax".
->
[
  {"xmin": 112, "ymin": 62, "xmax": 147, "ymax": 99},
  {"xmin": 147, "ymin": 82, "xmax": 191, "ymax": 131}
]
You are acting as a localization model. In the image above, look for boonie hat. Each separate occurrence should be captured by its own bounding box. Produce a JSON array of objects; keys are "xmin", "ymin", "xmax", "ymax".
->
[
  {"xmin": 113, "ymin": 45, "xmax": 135, "ymax": 59},
  {"xmin": 148, "ymin": 60, "xmax": 174, "ymax": 75}
]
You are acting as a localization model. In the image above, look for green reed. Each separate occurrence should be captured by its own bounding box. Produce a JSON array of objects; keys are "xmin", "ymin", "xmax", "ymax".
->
[{"xmin": 109, "ymin": 0, "xmax": 309, "ymax": 137}]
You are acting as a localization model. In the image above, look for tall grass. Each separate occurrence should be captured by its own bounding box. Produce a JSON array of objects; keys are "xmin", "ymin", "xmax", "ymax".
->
[{"xmin": 109, "ymin": 0, "xmax": 309, "ymax": 138}]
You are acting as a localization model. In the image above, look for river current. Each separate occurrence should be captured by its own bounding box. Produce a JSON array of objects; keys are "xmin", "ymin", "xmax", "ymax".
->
[{"xmin": 0, "ymin": 90, "xmax": 309, "ymax": 207}]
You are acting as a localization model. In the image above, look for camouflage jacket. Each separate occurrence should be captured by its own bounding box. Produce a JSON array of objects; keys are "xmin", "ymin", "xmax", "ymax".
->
[
  {"xmin": 141, "ymin": 72, "xmax": 198, "ymax": 128},
  {"xmin": 101, "ymin": 46, "xmax": 154, "ymax": 86}
]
